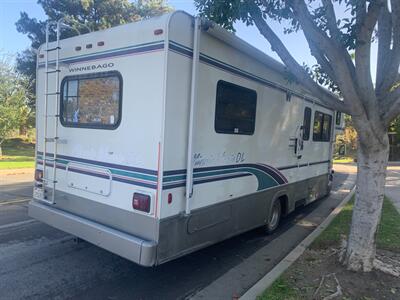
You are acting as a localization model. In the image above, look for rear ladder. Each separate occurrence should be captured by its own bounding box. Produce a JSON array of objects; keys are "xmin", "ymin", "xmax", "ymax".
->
[
  {"xmin": 41, "ymin": 19, "xmax": 89, "ymax": 204},
  {"xmin": 41, "ymin": 20, "xmax": 62, "ymax": 204}
]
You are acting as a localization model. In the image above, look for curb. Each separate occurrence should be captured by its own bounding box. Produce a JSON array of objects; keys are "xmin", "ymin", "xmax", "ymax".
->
[{"xmin": 240, "ymin": 185, "xmax": 356, "ymax": 300}]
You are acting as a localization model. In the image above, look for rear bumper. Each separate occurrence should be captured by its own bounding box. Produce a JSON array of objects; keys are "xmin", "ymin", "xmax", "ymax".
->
[{"xmin": 29, "ymin": 200, "xmax": 157, "ymax": 266}]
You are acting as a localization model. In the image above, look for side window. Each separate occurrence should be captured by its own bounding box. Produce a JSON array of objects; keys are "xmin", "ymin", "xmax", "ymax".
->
[
  {"xmin": 61, "ymin": 71, "xmax": 122, "ymax": 129},
  {"xmin": 336, "ymin": 111, "xmax": 342, "ymax": 126},
  {"xmin": 322, "ymin": 114, "xmax": 332, "ymax": 140},
  {"xmin": 313, "ymin": 111, "xmax": 332, "ymax": 142},
  {"xmin": 215, "ymin": 80, "xmax": 257, "ymax": 135},
  {"xmin": 303, "ymin": 107, "xmax": 312, "ymax": 141}
]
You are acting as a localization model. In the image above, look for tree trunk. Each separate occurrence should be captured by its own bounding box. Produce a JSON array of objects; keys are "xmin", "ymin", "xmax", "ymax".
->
[{"xmin": 343, "ymin": 128, "xmax": 389, "ymax": 272}]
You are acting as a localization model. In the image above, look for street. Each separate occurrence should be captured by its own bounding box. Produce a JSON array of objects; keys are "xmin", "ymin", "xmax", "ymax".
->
[
  {"xmin": 0, "ymin": 165, "xmax": 355, "ymax": 300},
  {"xmin": 386, "ymin": 164, "xmax": 400, "ymax": 213}
]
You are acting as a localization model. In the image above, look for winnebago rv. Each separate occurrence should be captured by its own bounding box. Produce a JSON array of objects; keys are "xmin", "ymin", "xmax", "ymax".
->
[{"xmin": 30, "ymin": 11, "xmax": 343, "ymax": 266}]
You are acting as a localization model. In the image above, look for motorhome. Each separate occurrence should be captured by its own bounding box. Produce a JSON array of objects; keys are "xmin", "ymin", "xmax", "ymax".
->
[{"xmin": 30, "ymin": 11, "xmax": 342, "ymax": 266}]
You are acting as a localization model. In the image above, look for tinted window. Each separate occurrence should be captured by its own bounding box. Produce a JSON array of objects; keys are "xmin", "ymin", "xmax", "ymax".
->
[
  {"xmin": 313, "ymin": 111, "xmax": 332, "ymax": 142},
  {"xmin": 215, "ymin": 80, "xmax": 257, "ymax": 135},
  {"xmin": 336, "ymin": 111, "xmax": 342, "ymax": 126},
  {"xmin": 61, "ymin": 72, "xmax": 122, "ymax": 129},
  {"xmin": 303, "ymin": 107, "xmax": 312, "ymax": 141}
]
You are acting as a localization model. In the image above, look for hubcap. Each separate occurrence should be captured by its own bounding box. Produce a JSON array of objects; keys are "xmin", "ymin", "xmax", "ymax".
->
[{"xmin": 269, "ymin": 203, "xmax": 280, "ymax": 229}]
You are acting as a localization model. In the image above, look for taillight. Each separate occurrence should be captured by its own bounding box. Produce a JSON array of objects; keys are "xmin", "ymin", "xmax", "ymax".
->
[
  {"xmin": 154, "ymin": 29, "xmax": 163, "ymax": 35},
  {"xmin": 168, "ymin": 193, "xmax": 172, "ymax": 204},
  {"xmin": 35, "ymin": 169, "xmax": 43, "ymax": 182},
  {"xmin": 132, "ymin": 193, "xmax": 151, "ymax": 213}
]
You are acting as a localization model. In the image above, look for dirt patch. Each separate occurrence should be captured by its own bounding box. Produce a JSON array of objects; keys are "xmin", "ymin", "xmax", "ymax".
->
[
  {"xmin": 0, "ymin": 168, "xmax": 34, "ymax": 176},
  {"xmin": 282, "ymin": 248, "xmax": 400, "ymax": 299},
  {"xmin": 0, "ymin": 169, "xmax": 34, "ymax": 186}
]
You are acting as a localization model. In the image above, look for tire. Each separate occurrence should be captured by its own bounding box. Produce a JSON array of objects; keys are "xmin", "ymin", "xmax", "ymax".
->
[{"xmin": 266, "ymin": 200, "xmax": 282, "ymax": 233}]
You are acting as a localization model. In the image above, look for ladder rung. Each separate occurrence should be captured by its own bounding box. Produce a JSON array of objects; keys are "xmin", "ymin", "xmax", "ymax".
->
[
  {"xmin": 46, "ymin": 70, "xmax": 61, "ymax": 74},
  {"xmin": 44, "ymin": 158, "xmax": 56, "ymax": 162},
  {"xmin": 42, "ymin": 179, "xmax": 58, "ymax": 184},
  {"xmin": 46, "ymin": 46, "xmax": 61, "ymax": 52},
  {"xmin": 45, "ymin": 114, "xmax": 60, "ymax": 117},
  {"xmin": 45, "ymin": 92, "xmax": 60, "ymax": 96},
  {"xmin": 45, "ymin": 137, "xmax": 59, "ymax": 142}
]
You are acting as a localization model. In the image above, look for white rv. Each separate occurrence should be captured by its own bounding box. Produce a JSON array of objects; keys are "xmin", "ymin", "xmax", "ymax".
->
[{"xmin": 30, "ymin": 11, "xmax": 342, "ymax": 266}]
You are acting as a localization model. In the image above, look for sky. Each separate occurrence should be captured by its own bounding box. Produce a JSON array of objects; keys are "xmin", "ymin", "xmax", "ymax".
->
[{"xmin": 0, "ymin": 0, "xmax": 377, "ymax": 78}]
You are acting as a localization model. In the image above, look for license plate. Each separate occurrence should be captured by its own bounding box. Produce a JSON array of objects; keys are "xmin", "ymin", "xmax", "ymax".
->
[{"xmin": 33, "ymin": 187, "xmax": 44, "ymax": 199}]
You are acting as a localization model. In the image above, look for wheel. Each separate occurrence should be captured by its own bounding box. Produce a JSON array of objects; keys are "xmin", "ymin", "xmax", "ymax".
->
[
  {"xmin": 327, "ymin": 170, "xmax": 334, "ymax": 195},
  {"xmin": 266, "ymin": 200, "xmax": 281, "ymax": 233}
]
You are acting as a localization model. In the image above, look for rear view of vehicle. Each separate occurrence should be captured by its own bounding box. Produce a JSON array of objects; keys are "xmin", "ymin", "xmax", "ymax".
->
[{"xmin": 30, "ymin": 16, "xmax": 168, "ymax": 266}]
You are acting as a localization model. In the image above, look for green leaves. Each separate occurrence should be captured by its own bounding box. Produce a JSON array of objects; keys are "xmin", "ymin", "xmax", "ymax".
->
[{"xmin": 0, "ymin": 57, "xmax": 31, "ymax": 144}]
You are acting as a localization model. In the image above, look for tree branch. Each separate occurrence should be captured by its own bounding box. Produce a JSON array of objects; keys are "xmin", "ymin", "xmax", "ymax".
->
[
  {"xmin": 289, "ymin": 0, "xmax": 340, "ymax": 64},
  {"xmin": 354, "ymin": 0, "xmax": 383, "ymax": 109},
  {"xmin": 383, "ymin": 93, "xmax": 400, "ymax": 124},
  {"xmin": 321, "ymin": 0, "xmax": 341, "ymax": 41},
  {"xmin": 319, "ymin": 0, "xmax": 349, "ymax": 83},
  {"xmin": 288, "ymin": 0, "xmax": 364, "ymax": 115},
  {"xmin": 382, "ymin": 81, "xmax": 400, "ymax": 124},
  {"xmin": 290, "ymin": 0, "xmax": 356, "ymax": 79},
  {"xmin": 378, "ymin": 0, "xmax": 400, "ymax": 100},
  {"xmin": 391, "ymin": 0, "xmax": 400, "ymax": 73},
  {"xmin": 376, "ymin": 4, "xmax": 392, "ymax": 94},
  {"xmin": 308, "ymin": 40, "xmax": 337, "ymax": 83},
  {"xmin": 248, "ymin": 5, "xmax": 349, "ymax": 113}
]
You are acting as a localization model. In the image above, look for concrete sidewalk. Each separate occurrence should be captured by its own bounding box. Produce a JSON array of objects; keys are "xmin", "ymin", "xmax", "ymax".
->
[{"xmin": 386, "ymin": 165, "xmax": 400, "ymax": 213}]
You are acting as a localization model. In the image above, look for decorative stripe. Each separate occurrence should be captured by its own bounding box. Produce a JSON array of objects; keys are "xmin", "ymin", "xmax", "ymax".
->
[
  {"xmin": 37, "ymin": 151, "xmax": 157, "ymax": 175},
  {"xmin": 37, "ymin": 152, "xmax": 329, "ymax": 192},
  {"xmin": 163, "ymin": 163, "xmax": 288, "ymax": 191},
  {"xmin": 37, "ymin": 151, "xmax": 158, "ymax": 189},
  {"xmin": 309, "ymin": 160, "xmax": 330, "ymax": 166},
  {"xmin": 38, "ymin": 159, "xmax": 157, "ymax": 189},
  {"xmin": 163, "ymin": 173, "xmax": 252, "ymax": 190},
  {"xmin": 38, "ymin": 41, "xmax": 164, "ymax": 67},
  {"xmin": 168, "ymin": 41, "xmax": 332, "ymax": 111},
  {"xmin": 278, "ymin": 160, "xmax": 330, "ymax": 171}
]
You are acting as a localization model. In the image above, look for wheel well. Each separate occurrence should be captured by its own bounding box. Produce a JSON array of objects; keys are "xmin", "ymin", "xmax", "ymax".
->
[{"xmin": 278, "ymin": 195, "xmax": 289, "ymax": 216}]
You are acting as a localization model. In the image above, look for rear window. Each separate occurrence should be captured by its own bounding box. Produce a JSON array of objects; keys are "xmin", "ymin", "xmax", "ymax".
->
[
  {"xmin": 60, "ymin": 71, "xmax": 122, "ymax": 129},
  {"xmin": 214, "ymin": 80, "xmax": 257, "ymax": 135}
]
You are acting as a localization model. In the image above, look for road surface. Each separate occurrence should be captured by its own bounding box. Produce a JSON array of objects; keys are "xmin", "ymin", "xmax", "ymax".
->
[{"xmin": 0, "ymin": 165, "xmax": 355, "ymax": 300}]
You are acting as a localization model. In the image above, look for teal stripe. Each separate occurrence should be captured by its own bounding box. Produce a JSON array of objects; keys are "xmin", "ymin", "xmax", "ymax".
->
[
  {"xmin": 164, "ymin": 168, "xmax": 248, "ymax": 182},
  {"xmin": 111, "ymin": 169, "xmax": 157, "ymax": 182},
  {"xmin": 163, "ymin": 167, "xmax": 279, "ymax": 191}
]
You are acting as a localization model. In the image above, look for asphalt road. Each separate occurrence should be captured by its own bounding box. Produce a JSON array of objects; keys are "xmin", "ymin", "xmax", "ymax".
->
[{"xmin": 0, "ymin": 165, "xmax": 355, "ymax": 300}]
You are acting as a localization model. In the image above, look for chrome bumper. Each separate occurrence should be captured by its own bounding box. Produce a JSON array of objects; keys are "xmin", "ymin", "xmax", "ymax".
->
[{"xmin": 29, "ymin": 200, "xmax": 157, "ymax": 266}]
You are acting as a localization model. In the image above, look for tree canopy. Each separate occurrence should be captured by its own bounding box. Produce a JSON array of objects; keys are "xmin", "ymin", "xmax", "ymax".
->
[{"xmin": 0, "ymin": 55, "xmax": 32, "ymax": 155}]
